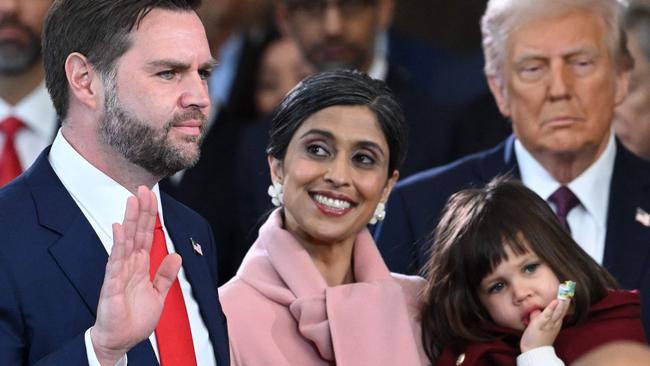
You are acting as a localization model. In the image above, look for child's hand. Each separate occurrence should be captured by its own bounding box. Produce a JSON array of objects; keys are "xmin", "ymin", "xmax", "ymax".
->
[{"xmin": 519, "ymin": 299, "xmax": 570, "ymax": 353}]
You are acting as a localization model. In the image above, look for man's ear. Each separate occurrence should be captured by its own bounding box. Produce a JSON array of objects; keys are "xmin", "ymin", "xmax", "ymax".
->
[
  {"xmin": 64, "ymin": 52, "xmax": 102, "ymax": 111},
  {"xmin": 487, "ymin": 75, "xmax": 511, "ymax": 117}
]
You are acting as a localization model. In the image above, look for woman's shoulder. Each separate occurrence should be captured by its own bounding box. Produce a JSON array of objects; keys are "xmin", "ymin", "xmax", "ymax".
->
[
  {"xmin": 389, "ymin": 273, "xmax": 426, "ymax": 306},
  {"xmin": 390, "ymin": 272, "xmax": 426, "ymax": 289},
  {"xmin": 218, "ymin": 276, "xmax": 257, "ymax": 307}
]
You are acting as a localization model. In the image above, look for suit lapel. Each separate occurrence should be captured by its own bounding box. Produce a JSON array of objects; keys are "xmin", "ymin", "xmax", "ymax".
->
[
  {"xmin": 48, "ymin": 218, "xmax": 107, "ymax": 315},
  {"xmin": 603, "ymin": 144, "xmax": 650, "ymax": 288},
  {"xmin": 26, "ymin": 151, "xmax": 107, "ymax": 316}
]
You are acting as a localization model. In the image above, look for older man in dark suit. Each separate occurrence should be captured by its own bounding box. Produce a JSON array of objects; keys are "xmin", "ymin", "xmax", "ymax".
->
[
  {"xmin": 0, "ymin": 1, "xmax": 230, "ymax": 365},
  {"xmin": 375, "ymin": 0, "xmax": 650, "ymax": 336}
]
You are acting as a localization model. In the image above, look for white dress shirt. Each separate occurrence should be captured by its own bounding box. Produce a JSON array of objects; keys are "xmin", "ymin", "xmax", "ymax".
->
[
  {"xmin": 48, "ymin": 130, "xmax": 216, "ymax": 366},
  {"xmin": 368, "ymin": 30, "xmax": 389, "ymax": 82},
  {"xmin": 515, "ymin": 132, "xmax": 616, "ymax": 264},
  {"xmin": 0, "ymin": 82, "xmax": 58, "ymax": 170}
]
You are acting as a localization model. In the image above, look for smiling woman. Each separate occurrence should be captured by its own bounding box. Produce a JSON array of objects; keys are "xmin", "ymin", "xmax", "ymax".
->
[{"xmin": 218, "ymin": 70, "xmax": 427, "ymax": 365}]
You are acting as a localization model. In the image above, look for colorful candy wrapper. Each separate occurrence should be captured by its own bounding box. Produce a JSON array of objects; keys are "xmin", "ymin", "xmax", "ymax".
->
[{"xmin": 557, "ymin": 280, "xmax": 576, "ymax": 300}]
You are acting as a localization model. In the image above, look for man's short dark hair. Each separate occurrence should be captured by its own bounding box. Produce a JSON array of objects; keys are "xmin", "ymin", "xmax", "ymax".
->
[{"xmin": 43, "ymin": 0, "xmax": 202, "ymax": 120}]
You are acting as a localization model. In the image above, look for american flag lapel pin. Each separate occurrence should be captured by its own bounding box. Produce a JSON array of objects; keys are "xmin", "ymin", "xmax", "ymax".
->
[
  {"xmin": 190, "ymin": 237, "xmax": 203, "ymax": 256},
  {"xmin": 635, "ymin": 208, "xmax": 650, "ymax": 227}
]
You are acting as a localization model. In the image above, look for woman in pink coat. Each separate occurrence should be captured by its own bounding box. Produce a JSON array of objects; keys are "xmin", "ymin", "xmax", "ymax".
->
[{"xmin": 218, "ymin": 70, "xmax": 428, "ymax": 365}]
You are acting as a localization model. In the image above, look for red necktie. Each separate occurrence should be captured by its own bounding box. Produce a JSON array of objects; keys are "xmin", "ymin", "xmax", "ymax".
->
[
  {"xmin": 548, "ymin": 186, "xmax": 580, "ymax": 233},
  {"xmin": 149, "ymin": 215, "xmax": 198, "ymax": 365},
  {"xmin": 0, "ymin": 116, "xmax": 24, "ymax": 187}
]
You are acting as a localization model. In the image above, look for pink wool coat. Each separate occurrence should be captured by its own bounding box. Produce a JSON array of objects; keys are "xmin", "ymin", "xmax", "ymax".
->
[{"xmin": 219, "ymin": 209, "xmax": 428, "ymax": 365}]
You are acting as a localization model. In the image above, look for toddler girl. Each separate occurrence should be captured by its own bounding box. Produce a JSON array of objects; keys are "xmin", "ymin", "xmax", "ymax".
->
[{"xmin": 421, "ymin": 177, "xmax": 646, "ymax": 365}]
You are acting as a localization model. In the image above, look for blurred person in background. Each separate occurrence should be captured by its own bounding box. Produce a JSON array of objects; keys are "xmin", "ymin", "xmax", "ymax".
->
[
  {"xmin": 614, "ymin": 0, "xmax": 650, "ymax": 160},
  {"xmin": 274, "ymin": 0, "xmax": 457, "ymax": 177},
  {"xmin": 0, "ymin": 0, "xmax": 57, "ymax": 187},
  {"xmin": 254, "ymin": 36, "xmax": 314, "ymax": 115}
]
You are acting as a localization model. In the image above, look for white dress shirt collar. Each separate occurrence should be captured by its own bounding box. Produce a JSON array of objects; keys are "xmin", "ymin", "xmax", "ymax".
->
[
  {"xmin": 48, "ymin": 129, "xmax": 165, "ymax": 252},
  {"xmin": 515, "ymin": 131, "xmax": 615, "ymax": 231},
  {"xmin": 566, "ymin": 134, "xmax": 616, "ymax": 230}
]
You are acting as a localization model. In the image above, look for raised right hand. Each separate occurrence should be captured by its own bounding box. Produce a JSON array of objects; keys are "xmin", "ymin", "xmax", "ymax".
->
[{"xmin": 90, "ymin": 186, "xmax": 182, "ymax": 365}]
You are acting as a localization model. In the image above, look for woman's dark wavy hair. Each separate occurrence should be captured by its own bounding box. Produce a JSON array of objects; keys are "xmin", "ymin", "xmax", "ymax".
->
[
  {"xmin": 266, "ymin": 69, "xmax": 408, "ymax": 177},
  {"xmin": 420, "ymin": 176, "xmax": 618, "ymax": 362}
]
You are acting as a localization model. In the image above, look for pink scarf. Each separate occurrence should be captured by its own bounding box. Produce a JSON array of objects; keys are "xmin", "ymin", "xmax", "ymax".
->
[{"xmin": 236, "ymin": 209, "xmax": 426, "ymax": 365}]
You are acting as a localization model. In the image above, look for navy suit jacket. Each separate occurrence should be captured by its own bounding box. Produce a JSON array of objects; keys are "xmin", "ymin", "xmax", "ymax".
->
[
  {"xmin": 0, "ymin": 149, "xmax": 230, "ymax": 365},
  {"xmin": 375, "ymin": 135, "xmax": 650, "ymax": 336}
]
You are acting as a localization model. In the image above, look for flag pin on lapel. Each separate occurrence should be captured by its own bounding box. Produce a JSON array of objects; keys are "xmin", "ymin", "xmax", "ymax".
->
[
  {"xmin": 190, "ymin": 237, "xmax": 203, "ymax": 256},
  {"xmin": 635, "ymin": 208, "xmax": 650, "ymax": 227}
]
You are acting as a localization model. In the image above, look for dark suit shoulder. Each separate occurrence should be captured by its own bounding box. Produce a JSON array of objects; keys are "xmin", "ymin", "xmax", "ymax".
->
[
  {"xmin": 0, "ymin": 176, "xmax": 36, "ymax": 218},
  {"xmin": 0, "ymin": 170, "xmax": 52, "ymax": 250},
  {"xmin": 376, "ymin": 137, "xmax": 515, "ymax": 274},
  {"xmin": 395, "ymin": 137, "xmax": 514, "ymax": 200},
  {"xmin": 613, "ymin": 141, "xmax": 650, "ymax": 184}
]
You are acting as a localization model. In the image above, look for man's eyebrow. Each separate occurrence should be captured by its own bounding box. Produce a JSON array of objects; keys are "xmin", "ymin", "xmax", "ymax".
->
[
  {"xmin": 201, "ymin": 58, "xmax": 218, "ymax": 69},
  {"xmin": 514, "ymin": 45, "xmax": 599, "ymax": 64},
  {"xmin": 146, "ymin": 59, "xmax": 190, "ymax": 70},
  {"xmin": 146, "ymin": 58, "xmax": 218, "ymax": 70},
  {"xmin": 513, "ymin": 51, "xmax": 547, "ymax": 65}
]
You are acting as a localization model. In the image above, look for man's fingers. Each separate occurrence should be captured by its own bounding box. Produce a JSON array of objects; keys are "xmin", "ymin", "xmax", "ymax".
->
[
  {"xmin": 122, "ymin": 196, "xmax": 140, "ymax": 256},
  {"xmin": 142, "ymin": 190, "xmax": 158, "ymax": 253},
  {"xmin": 110, "ymin": 223, "xmax": 125, "ymax": 261},
  {"xmin": 152, "ymin": 254, "xmax": 182, "ymax": 298},
  {"xmin": 136, "ymin": 186, "xmax": 151, "ymax": 215},
  {"xmin": 133, "ymin": 187, "xmax": 153, "ymax": 252},
  {"xmin": 148, "ymin": 190, "xmax": 158, "ymax": 216},
  {"xmin": 104, "ymin": 223, "xmax": 125, "ymax": 281}
]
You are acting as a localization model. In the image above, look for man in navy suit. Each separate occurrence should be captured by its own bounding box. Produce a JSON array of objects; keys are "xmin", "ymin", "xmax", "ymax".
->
[
  {"xmin": 0, "ymin": 0, "xmax": 230, "ymax": 365},
  {"xmin": 375, "ymin": 0, "xmax": 650, "ymax": 336}
]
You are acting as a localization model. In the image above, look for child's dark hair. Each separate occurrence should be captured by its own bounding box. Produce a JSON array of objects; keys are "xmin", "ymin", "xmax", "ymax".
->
[{"xmin": 420, "ymin": 176, "xmax": 618, "ymax": 361}]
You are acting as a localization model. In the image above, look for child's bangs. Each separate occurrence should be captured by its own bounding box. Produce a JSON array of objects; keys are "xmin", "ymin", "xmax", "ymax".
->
[{"xmin": 464, "ymin": 206, "xmax": 535, "ymax": 288}]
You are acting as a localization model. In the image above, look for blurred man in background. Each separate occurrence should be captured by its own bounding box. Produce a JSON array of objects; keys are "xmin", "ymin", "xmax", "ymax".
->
[
  {"xmin": 614, "ymin": 0, "xmax": 650, "ymax": 160},
  {"xmin": 0, "ymin": 0, "xmax": 57, "ymax": 187}
]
